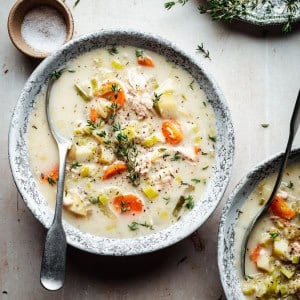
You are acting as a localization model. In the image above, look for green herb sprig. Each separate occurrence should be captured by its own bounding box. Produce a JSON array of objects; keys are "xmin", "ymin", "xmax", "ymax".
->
[
  {"xmin": 164, "ymin": 0, "xmax": 189, "ymax": 10},
  {"xmin": 196, "ymin": 43, "xmax": 211, "ymax": 60},
  {"xmin": 128, "ymin": 221, "xmax": 154, "ymax": 231}
]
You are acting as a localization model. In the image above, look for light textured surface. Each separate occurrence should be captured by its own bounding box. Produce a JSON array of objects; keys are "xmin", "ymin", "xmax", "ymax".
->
[{"xmin": 1, "ymin": 0, "xmax": 300, "ymax": 299}]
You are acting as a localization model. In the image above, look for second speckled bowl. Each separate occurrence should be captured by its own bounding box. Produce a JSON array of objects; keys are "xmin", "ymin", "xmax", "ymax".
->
[
  {"xmin": 218, "ymin": 147, "xmax": 300, "ymax": 299},
  {"xmin": 9, "ymin": 30, "xmax": 234, "ymax": 255}
]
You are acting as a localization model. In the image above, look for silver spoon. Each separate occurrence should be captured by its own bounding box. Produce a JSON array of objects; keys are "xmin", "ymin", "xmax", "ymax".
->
[
  {"xmin": 241, "ymin": 89, "xmax": 300, "ymax": 278},
  {"xmin": 40, "ymin": 74, "xmax": 72, "ymax": 290}
]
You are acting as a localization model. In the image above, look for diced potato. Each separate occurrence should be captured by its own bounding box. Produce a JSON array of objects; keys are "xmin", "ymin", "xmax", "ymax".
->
[
  {"xmin": 97, "ymin": 146, "xmax": 115, "ymax": 164},
  {"xmin": 273, "ymin": 239, "xmax": 289, "ymax": 257},
  {"xmin": 259, "ymin": 232, "xmax": 272, "ymax": 246},
  {"xmin": 242, "ymin": 282, "xmax": 256, "ymax": 295},
  {"xmin": 64, "ymin": 190, "xmax": 89, "ymax": 217},
  {"xmin": 95, "ymin": 98, "xmax": 112, "ymax": 119},
  {"xmin": 143, "ymin": 185, "xmax": 159, "ymax": 200},
  {"xmin": 75, "ymin": 145, "xmax": 95, "ymax": 162},
  {"xmin": 156, "ymin": 94, "xmax": 178, "ymax": 119},
  {"xmin": 74, "ymin": 81, "xmax": 93, "ymax": 101},
  {"xmin": 257, "ymin": 253, "xmax": 272, "ymax": 272}
]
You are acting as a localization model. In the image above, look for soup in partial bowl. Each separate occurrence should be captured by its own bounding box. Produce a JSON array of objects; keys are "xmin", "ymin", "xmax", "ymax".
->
[
  {"xmin": 9, "ymin": 31, "xmax": 234, "ymax": 255},
  {"xmin": 219, "ymin": 148, "xmax": 300, "ymax": 299}
]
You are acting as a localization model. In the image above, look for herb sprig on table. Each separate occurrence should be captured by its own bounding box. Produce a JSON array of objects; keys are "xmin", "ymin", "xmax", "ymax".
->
[{"xmin": 164, "ymin": 0, "xmax": 299, "ymax": 33}]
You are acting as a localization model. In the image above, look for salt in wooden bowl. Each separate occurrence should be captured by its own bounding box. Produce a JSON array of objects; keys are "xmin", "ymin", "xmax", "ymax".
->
[{"xmin": 7, "ymin": 0, "xmax": 74, "ymax": 59}]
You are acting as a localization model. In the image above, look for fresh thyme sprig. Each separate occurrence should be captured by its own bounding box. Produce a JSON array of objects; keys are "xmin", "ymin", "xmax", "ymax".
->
[
  {"xmin": 196, "ymin": 43, "xmax": 211, "ymax": 60},
  {"xmin": 108, "ymin": 46, "xmax": 118, "ymax": 55},
  {"xmin": 198, "ymin": 0, "xmax": 255, "ymax": 22},
  {"xmin": 112, "ymin": 123, "xmax": 140, "ymax": 186},
  {"xmin": 164, "ymin": 0, "xmax": 189, "ymax": 10},
  {"xmin": 51, "ymin": 69, "xmax": 64, "ymax": 80},
  {"xmin": 282, "ymin": 0, "xmax": 299, "ymax": 32},
  {"xmin": 128, "ymin": 221, "xmax": 154, "ymax": 231},
  {"xmin": 198, "ymin": 0, "xmax": 298, "ymax": 33},
  {"xmin": 135, "ymin": 49, "xmax": 144, "ymax": 58},
  {"xmin": 73, "ymin": 0, "xmax": 80, "ymax": 8},
  {"xmin": 152, "ymin": 92, "xmax": 163, "ymax": 106}
]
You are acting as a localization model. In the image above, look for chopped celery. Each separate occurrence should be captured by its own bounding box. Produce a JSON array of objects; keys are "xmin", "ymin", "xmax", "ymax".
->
[
  {"xmin": 91, "ymin": 78, "xmax": 98, "ymax": 95},
  {"xmin": 143, "ymin": 186, "xmax": 159, "ymax": 200},
  {"xmin": 292, "ymin": 255, "xmax": 299, "ymax": 264},
  {"xmin": 74, "ymin": 83, "xmax": 92, "ymax": 101},
  {"xmin": 280, "ymin": 265, "xmax": 295, "ymax": 279},
  {"xmin": 111, "ymin": 59, "xmax": 124, "ymax": 70},
  {"xmin": 80, "ymin": 165, "xmax": 89, "ymax": 178},
  {"xmin": 142, "ymin": 135, "xmax": 160, "ymax": 148}
]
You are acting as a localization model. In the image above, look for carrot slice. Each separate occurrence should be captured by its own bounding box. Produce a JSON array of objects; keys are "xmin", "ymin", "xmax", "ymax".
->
[
  {"xmin": 102, "ymin": 163, "xmax": 127, "ymax": 180},
  {"xmin": 98, "ymin": 81, "xmax": 125, "ymax": 106},
  {"xmin": 137, "ymin": 56, "xmax": 154, "ymax": 67},
  {"xmin": 113, "ymin": 194, "xmax": 143, "ymax": 213},
  {"xmin": 270, "ymin": 195, "xmax": 295, "ymax": 220},
  {"xmin": 89, "ymin": 107, "xmax": 98, "ymax": 123},
  {"xmin": 194, "ymin": 146, "xmax": 201, "ymax": 155},
  {"xmin": 251, "ymin": 245, "xmax": 261, "ymax": 263},
  {"xmin": 162, "ymin": 120, "xmax": 183, "ymax": 145},
  {"xmin": 41, "ymin": 165, "xmax": 59, "ymax": 185}
]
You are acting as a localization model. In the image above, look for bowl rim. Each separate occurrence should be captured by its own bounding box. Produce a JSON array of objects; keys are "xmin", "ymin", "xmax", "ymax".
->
[
  {"xmin": 9, "ymin": 29, "xmax": 235, "ymax": 255},
  {"xmin": 7, "ymin": 0, "xmax": 74, "ymax": 59},
  {"xmin": 218, "ymin": 146, "xmax": 300, "ymax": 299}
]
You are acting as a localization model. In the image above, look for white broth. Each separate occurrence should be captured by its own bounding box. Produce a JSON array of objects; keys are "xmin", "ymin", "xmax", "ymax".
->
[
  {"xmin": 235, "ymin": 163, "xmax": 300, "ymax": 299},
  {"xmin": 28, "ymin": 46, "xmax": 216, "ymax": 238}
]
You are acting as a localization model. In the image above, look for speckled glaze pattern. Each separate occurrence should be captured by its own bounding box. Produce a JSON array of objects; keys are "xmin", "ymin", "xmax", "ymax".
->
[
  {"xmin": 9, "ymin": 30, "xmax": 234, "ymax": 256},
  {"xmin": 239, "ymin": 0, "xmax": 300, "ymax": 26},
  {"xmin": 218, "ymin": 148, "xmax": 300, "ymax": 300}
]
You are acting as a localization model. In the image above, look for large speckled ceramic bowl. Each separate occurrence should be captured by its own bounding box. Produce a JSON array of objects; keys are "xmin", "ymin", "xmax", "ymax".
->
[
  {"xmin": 218, "ymin": 147, "xmax": 300, "ymax": 299},
  {"xmin": 9, "ymin": 30, "xmax": 234, "ymax": 255}
]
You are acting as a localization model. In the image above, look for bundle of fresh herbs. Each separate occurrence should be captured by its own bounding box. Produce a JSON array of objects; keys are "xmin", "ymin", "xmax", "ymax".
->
[{"xmin": 164, "ymin": 0, "xmax": 299, "ymax": 33}]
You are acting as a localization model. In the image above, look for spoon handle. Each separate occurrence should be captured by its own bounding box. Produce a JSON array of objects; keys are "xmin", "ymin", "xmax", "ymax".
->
[
  {"xmin": 241, "ymin": 89, "xmax": 300, "ymax": 278},
  {"xmin": 40, "ymin": 142, "xmax": 69, "ymax": 290}
]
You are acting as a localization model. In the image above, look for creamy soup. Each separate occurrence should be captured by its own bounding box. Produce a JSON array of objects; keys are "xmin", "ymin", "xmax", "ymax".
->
[
  {"xmin": 28, "ymin": 46, "xmax": 216, "ymax": 238},
  {"xmin": 235, "ymin": 163, "xmax": 300, "ymax": 299}
]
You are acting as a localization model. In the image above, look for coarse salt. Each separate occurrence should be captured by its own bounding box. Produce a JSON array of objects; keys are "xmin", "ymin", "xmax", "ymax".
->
[{"xmin": 21, "ymin": 6, "xmax": 67, "ymax": 54}]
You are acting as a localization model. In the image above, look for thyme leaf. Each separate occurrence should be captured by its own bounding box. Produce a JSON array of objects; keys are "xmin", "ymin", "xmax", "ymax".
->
[
  {"xmin": 164, "ymin": 0, "xmax": 189, "ymax": 10},
  {"xmin": 73, "ymin": 0, "xmax": 80, "ymax": 8},
  {"xmin": 196, "ymin": 43, "xmax": 211, "ymax": 60},
  {"xmin": 152, "ymin": 92, "xmax": 163, "ymax": 106},
  {"xmin": 128, "ymin": 221, "xmax": 154, "ymax": 231},
  {"xmin": 71, "ymin": 161, "xmax": 82, "ymax": 169},
  {"xmin": 108, "ymin": 47, "xmax": 118, "ymax": 55}
]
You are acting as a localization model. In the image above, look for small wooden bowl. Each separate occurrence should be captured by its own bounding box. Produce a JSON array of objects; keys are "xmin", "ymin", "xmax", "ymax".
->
[{"xmin": 8, "ymin": 0, "xmax": 74, "ymax": 59}]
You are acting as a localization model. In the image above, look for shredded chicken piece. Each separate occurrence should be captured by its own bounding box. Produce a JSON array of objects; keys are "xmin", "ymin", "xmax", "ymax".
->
[
  {"xmin": 127, "ymin": 91, "xmax": 153, "ymax": 120},
  {"xmin": 290, "ymin": 241, "xmax": 300, "ymax": 256},
  {"xmin": 173, "ymin": 146, "xmax": 199, "ymax": 163},
  {"xmin": 150, "ymin": 168, "xmax": 173, "ymax": 190},
  {"xmin": 135, "ymin": 151, "xmax": 155, "ymax": 175}
]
